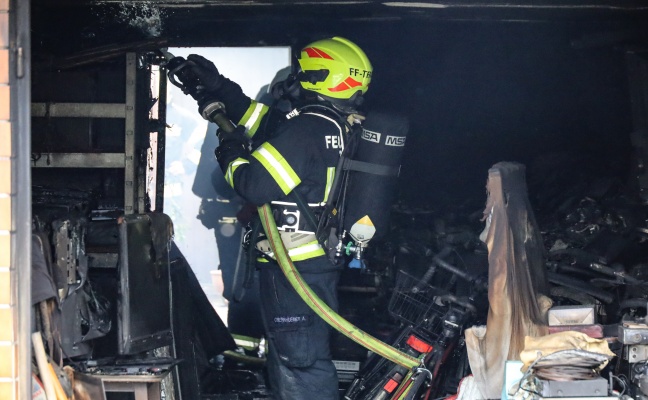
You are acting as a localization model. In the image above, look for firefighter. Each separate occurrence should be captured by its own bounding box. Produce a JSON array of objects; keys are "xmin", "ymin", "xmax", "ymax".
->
[{"xmin": 185, "ymin": 36, "xmax": 372, "ymax": 399}]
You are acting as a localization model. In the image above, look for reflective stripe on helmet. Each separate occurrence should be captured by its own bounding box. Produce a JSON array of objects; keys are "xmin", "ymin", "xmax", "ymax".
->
[
  {"xmin": 252, "ymin": 143, "xmax": 301, "ymax": 194},
  {"xmin": 239, "ymin": 100, "xmax": 269, "ymax": 138},
  {"xmin": 329, "ymin": 77, "xmax": 362, "ymax": 93},
  {"xmin": 225, "ymin": 157, "xmax": 250, "ymax": 188},
  {"xmin": 304, "ymin": 47, "xmax": 334, "ymax": 60}
]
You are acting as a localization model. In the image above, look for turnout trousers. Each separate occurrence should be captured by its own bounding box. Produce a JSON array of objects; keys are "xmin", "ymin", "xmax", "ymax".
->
[{"xmin": 258, "ymin": 255, "xmax": 340, "ymax": 400}]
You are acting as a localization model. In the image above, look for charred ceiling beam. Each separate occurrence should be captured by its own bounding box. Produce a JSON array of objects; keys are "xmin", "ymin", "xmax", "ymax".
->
[
  {"xmin": 383, "ymin": 0, "xmax": 648, "ymax": 10},
  {"xmin": 54, "ymin": 38, "xmax": 168, "ymax": 69},
  {"xmin": 31, "ymin": 0, "xmax": 648, "ymax": 20},
  {"xmin": 30, "ymin": 0, "xmax": 648, "ymax": 59},
  {"xmin": 37, "ymin": 0, "xmax": 648, "ymax": 8}
]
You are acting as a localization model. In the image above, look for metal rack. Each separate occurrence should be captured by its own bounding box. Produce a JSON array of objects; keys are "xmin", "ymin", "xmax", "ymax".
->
[{"xmin": 31, "ymin": 52, "xmax": 139, "ymax": 214}]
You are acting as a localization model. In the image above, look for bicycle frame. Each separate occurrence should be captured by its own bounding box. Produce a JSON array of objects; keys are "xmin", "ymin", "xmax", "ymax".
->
[{"xmin": 344, "ymin": 244, "xmax": 485, "ymax": 400}]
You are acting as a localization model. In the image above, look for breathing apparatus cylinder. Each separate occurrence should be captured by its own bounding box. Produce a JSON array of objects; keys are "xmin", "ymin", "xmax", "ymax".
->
[{"xmin": 342, "ymin": 111, "xmax": 409, "ymax": 267}]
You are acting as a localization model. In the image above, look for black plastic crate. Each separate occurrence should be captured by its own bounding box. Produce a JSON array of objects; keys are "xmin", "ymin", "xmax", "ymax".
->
[{"xmin": 388, "ymin": 270, "xmax": 448, "ymax": 339}]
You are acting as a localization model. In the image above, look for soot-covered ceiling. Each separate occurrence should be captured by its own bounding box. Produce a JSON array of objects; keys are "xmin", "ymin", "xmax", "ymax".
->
[{"xmin": 31, "ymin": 0, "xmax": 648, "ymax": 214}]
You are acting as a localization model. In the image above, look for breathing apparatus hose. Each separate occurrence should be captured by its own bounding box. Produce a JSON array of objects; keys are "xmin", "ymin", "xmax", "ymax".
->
[{"xmin": 257, "ymin": 203, "xmax": 420, "ymax": 370}]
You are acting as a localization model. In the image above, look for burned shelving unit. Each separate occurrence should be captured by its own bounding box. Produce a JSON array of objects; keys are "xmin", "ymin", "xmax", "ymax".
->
[
  {"xmin": 27, "ymin": 43, "xmax": 240, "ymax": 399},
  {"xmin": 28, "ymin": 47, "xmax": 180, "ymax": 399},
  {"xmin": 32, "ymin": 52, "xmax": 145, "ymax": 214}
]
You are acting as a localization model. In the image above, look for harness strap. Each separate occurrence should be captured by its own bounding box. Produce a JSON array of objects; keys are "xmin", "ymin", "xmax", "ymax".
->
[{"xmin": 342, "ymin": 158, "xmax": 400, "ymax": 177}]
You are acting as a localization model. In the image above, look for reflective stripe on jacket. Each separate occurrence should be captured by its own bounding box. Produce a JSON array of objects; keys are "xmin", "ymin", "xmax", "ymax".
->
[{"xmin": 213, "ymin": 78, "xmax": 344, "ymax": 261}]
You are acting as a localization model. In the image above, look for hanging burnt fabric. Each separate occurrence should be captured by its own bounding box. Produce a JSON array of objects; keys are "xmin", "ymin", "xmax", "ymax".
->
[
  {"xmin": 464, "ymin": 161, "xmax": 551, "ymax": 399},
  {"xmin": 32, "ymin": 233, "xmax": 58, "ymax": 306}
]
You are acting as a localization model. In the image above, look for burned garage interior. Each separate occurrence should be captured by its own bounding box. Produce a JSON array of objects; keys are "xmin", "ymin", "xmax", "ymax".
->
[{"xmin": 18, "ymin": 0, "xmax": 648, "ymax": 399}]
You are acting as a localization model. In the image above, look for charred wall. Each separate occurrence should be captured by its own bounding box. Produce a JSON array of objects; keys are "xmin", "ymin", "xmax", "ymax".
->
[
  {"xmin": 361, "ymin": 21, "xmax": 637, "ymax": 212},
  {"xmin": 29, "ymin": 1, "xmax": 648, "ymax": 214}
]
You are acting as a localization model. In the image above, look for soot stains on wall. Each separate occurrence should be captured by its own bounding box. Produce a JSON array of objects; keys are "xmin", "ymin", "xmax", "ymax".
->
[
  {"xmin": 361, "ymin": 21, "xmax": 636, "ymax": 210},
  {"xmin": 30, "ymin": 2, "xmax": 646, "ymax": 214}
]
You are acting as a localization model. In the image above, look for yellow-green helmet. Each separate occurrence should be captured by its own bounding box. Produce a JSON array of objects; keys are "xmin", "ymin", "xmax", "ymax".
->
[{"xmin": 297, "ymin": 37, "xmax": 372, "ymax": 102}]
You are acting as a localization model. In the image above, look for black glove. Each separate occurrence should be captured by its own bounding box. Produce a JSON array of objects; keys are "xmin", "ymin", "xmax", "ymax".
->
[
  {"xmin": 215, "ymin": 126, "xmax": 250, "ymax": 173},
  {"xmin": 186, "ymin": 54, "xmax": 225, "ymax": 93}
]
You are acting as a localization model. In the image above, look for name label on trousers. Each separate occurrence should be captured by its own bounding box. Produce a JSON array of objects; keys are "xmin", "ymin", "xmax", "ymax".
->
[{"xmin": 273, "ymin": 314, "xmax": 310, "ymax": 328}]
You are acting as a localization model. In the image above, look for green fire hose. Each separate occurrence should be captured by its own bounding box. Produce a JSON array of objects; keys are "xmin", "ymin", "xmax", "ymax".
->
[{"xmin": 257, "ymin": 203, "xmax": 420, "ymax": 370}]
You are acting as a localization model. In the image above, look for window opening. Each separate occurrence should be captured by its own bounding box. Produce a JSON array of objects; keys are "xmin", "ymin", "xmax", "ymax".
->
[{"xmin": 164, "ymin": 47, "xmax": 291, "ymax": 321}]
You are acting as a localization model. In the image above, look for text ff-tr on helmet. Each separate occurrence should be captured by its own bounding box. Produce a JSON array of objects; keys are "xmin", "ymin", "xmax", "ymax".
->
[{"xmin": 297, "ymin": 37, "xmax": 372, "ymax": 109}]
